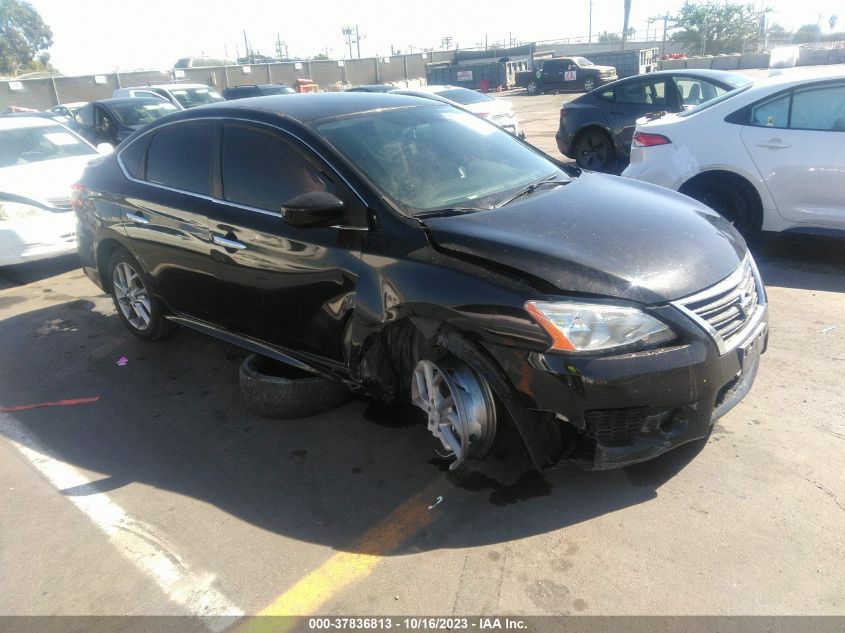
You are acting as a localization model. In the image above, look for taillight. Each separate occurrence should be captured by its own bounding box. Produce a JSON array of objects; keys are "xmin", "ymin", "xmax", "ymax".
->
[{"xmin": 633, "ymin": 131, "xmax": 671, "ymax": 147}]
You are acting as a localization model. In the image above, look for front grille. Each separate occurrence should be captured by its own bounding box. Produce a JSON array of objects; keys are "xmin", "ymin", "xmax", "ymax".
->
[
  {"xmin": 676, "ymin": 257, "xmax": 761, "ymax": 354},
  {"xmin": 585, "ymin": 408, "xmax": 671, "ymax": 446}
]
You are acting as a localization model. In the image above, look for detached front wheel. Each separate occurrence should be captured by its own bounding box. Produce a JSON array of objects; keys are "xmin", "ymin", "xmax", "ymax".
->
[{"xmin": 108, "ymin": 249, "xmax": 172, "ymax": 341}]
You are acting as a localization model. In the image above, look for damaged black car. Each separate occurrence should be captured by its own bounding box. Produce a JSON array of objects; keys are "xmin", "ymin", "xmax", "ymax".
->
[{"xmin": 73, "ymin": 93, "xmax": 768, "ymax": 471}]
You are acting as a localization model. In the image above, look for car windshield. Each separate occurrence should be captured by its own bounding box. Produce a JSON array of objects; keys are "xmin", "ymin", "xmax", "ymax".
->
[
  {"xmin": 168, "ymin": 87, "xmax": 224, "ymax": 108},
  {"xmin": 314, "ymin": 105, "xmax": 563, "ymax": 216},
  {"xmin": 572, "ymin": 57, "xmax": 594, "ymax": 66},
  {"xmin": 677, "ymin": 82, "xmax": 753, "ymax": 117},
  {"xmin": 0, "ymin": 123, "xmax": 96, "ymax": 168},
  {"xmin": 434, "ymin": 88, "xmax": 493, "ymax": 105},
  {"xmin": 110, "ymin": 101, "xmax": 179, "ymax": 126}
]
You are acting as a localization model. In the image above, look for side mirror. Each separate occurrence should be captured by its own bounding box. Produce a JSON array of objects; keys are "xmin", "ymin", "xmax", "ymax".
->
[
  {"xmin": 96, "ymin": 143, "xmax": 114, "ymax": 155},
  {"xmin": 282, "ymin": 191, "xmax": 345, "ymax": 228}
]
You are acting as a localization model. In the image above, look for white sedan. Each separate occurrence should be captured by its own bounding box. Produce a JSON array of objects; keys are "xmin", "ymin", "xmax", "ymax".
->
[
  {"xmin": 391, "ymin": 85, "xmax": 525, "ymax": 138},
  {"xmin": 622, "ymin": 67, "xmax": 845, "ymax": 236},
  {"xmin": 0, "ymin": 117, "xmax": 106, "ymax": 266}
]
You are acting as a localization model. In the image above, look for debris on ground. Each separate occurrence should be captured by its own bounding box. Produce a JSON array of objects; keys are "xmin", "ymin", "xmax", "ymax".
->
[
  {"xmin": 427, "ymin": 495, "xmax": 444, "ymax": 510},
  {"xmin": 820, "ymin": 326, "xmax": 838, "ymax": 335},
  {"xmin": 0, "ymin": 396, "xmax": 101, "ymax": 413}
]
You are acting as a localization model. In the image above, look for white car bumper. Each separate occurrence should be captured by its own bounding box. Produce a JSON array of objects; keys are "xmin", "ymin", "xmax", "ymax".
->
[
  {"xmin": 622, "ymin": 144, "xmax": 686, "ymax": 189},
  {"xmin": 0, "ymin": 212, "xmax": 77, "ymax": 267}
]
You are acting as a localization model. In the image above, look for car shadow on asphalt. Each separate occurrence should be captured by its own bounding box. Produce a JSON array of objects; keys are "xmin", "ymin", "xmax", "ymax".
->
[
  {"xmin": 752, "ymin": 232, "xmax": 845, "ymax": 293},
  {"xmin": 0, "ymin": 254, "xmax": 81, "ymax": 290},
  {"xmin": 0, "ymin": 299, "xmax": 707, "ymax": 555}
]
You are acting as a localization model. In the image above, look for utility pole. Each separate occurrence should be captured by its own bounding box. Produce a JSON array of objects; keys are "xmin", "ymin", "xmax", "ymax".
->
[
  {"xmin": 662, "ymin": 14, "xmax": 669, "ymax": 57},
  {"xmin": 342, "ymin": 26, "xmax": 354, "ymax": 59},
  {"xmin": 243, "ymin": 29, "xmax": 250, "ymax": 62},
  {"xmin": 622, "ymin": 0, "xmax": 631, "ymax": 51},
  {"xmin": 441, "ymin": 36, "xmax": 453, "ymax": 49},
  {"xmin": 588, "ymin": 0, "xmax": 593, "ymax": 44},
  {"xmin": 356, "ymin": 25, "xmax": 362, "ymax": 58}
]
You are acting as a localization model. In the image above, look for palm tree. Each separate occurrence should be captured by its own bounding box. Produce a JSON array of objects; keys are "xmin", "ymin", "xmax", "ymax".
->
[
  {"xmin": 830, "ymin": 15, "xmax": 839, "ymax": 32},
  {"xmin": 622, "ymin": 0, "xmax": 632, "ymax": 50}
]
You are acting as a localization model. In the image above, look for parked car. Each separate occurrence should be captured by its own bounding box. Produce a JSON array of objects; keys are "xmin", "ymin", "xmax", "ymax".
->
[
  {"xmin": 73, "ymin": 98, "xmax": 179, "ymax": 147},
  {"xmin": 346, "ymin": 84, "xmax": 395, "ymax": 93},
  {"xmin": 49, "ymin": 102, "xmax": 88, "ymax": 118},
  {"xmin": 223, "ymin": 84, "xmax": 296, "ymax": 99},
  {"xmin": 556, "ymin": 69, "xmax": 752, "ymax": 172},
  {"xmin": 74, "ymin": 93, "xmax": 767, "ymax": 472},
  {"xmin": 113, "ymin": 84, "xmax": 224, "ymax": 110},
  {"xmin": 623, "ymin": 67, "xmax": 845, "ymax": 236},
  {"xmin": 516, "ymin": 56, "xmax": 618, "ymax": 95},
  {"xmin": 0, "ymin": 117, "xmax": 105, "ymax": 266},
  {"xmin": 390, "ymin": 85, "xmax": 525, "ymax": 138}
]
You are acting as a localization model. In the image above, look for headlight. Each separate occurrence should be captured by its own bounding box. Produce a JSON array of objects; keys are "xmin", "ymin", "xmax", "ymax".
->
[
  {"xmin": 0, "ymin": 202, "xmax": 49, "ymax": 221},
  {"xmin": 525, "ymin": 300, "xmax": 675, "ymax": 352}
]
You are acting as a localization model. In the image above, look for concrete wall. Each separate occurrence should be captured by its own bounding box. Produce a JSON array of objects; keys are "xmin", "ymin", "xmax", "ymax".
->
[{"xmin": 0, "ymin": 52, "xmax": 443, "ymax": 110}]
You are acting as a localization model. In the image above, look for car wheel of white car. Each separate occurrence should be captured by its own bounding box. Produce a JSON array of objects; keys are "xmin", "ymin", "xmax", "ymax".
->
[
  {"xmin": 681, "ymin": 177, "xmax": 758, "ymax": 237},
  {"xmin": 108, "ymin": 249, "xmax": 173, "ymax": 341}
]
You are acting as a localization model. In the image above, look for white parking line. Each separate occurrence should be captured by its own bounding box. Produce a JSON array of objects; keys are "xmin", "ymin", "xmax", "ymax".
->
[{"xmin": 0, "ymin": 414, "xmax": 244, "ymax": 631}]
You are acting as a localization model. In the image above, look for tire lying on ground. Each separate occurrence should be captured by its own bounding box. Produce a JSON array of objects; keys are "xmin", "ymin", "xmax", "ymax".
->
[{"xmin": 239, "ymin": 353, "xmax": 352, "ymax": 419}]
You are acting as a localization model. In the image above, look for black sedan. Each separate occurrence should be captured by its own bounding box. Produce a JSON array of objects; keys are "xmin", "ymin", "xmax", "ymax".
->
[
  {"xmin": 73, "ymin": 93, "xmax": 767, "ymax": 472},
  {"xmin": 73, "ymin": 98, "xmax": 179, "ymax": 147},
  {"xmin": 556, "ymin": 69, "xmax": 752, "ymax": 172}
]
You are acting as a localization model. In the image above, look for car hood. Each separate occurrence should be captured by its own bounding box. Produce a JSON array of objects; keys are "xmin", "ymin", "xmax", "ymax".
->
[
  {"xmin": 0, "ymin": 155, "xmax": 98, "ymax": 206},
  {"xmin": 421, "ymin": 173, "xmax": 746, "ymax": 304},
  {"xmin": 591, "ymin": 65, "xmax": 617, "ymax": 73}
]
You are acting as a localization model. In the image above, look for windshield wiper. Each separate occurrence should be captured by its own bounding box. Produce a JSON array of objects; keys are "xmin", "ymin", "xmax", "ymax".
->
[
  {"xmin": 415, "ymin": 206, "xmax": 490, "ymax": 219},
  {"xmin": 494, "ymin": 173, "xmax": 570, "ymax": 208}
]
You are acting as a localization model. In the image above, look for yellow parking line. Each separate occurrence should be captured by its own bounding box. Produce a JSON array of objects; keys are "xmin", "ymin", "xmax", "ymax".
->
[{"xmin": 232, "ymin": 480, "xmax": 443, "ymax": 633}]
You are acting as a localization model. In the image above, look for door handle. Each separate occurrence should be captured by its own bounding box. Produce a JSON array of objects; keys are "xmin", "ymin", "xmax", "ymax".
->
[
  {"xmin": 756, "ymin": 140, "xmax": 791, "ymax": 149},
  {"xmin": 125, "ymin": 212, "xmax": 149, "ymax": 224},
  {"xmin": 212, "ymin": 234, "xmax": 247, "ymax": 250}
]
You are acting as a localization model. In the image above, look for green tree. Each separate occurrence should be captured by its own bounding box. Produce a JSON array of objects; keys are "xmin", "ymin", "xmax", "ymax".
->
[
  {"xmin": 792, "ymin": 23, "xmax": 821, "ymax": 43},
  {"xmin": 311, "ymin": 53, "xmax": 329, "ymax": 60},
  {"xmin": 622, "ymin": 0, "xmax": 632, "ymax": 49},
  {"xmin": 671, "ymin": 1, "xmax": 761, "ymax": 55},
  {"xmin": 598, "ymin": 31, "xmax": 621, "ymax": 43},
  {"xmin": 0, "ymin": 0, "xmax": 53, "ymax": 75},
  {"xmin": 828, "ymin": 15, "xmax": 838, "ymax": 32}
]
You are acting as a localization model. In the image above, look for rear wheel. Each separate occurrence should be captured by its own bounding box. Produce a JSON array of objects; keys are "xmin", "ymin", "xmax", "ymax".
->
[
  {"xmin": 410, "ymin": 353, "xmax": 497, "ymax": 470},
  {"xmin": 526, "ymin": 80, "xmax": 540, "ymax": 95},
  {"xmin": 681, "ymin": 177, "xmax": 758, "ymax": 237},
  {"xmin": 582, "ymin": 77, "xmax": 597, "ymax": 92},
  {"xmin": 574, "ymin": 130, "xmax": 616, "ymax": 172},
  {"xmin": 107, "ymin": 249, "xmax": 172, "ymax": 341}
]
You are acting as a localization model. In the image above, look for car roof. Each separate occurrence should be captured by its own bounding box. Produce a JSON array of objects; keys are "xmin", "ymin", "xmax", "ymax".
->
[
  {"xmin": 120, "ymin": 83, "xmax": 210, "ymax": 90},
  {"xmin": 96, "ymin": 97, "xmax": 176, "ymax": 106},
  {"xmin": 747, "ymin": 65, "xmax": 845, "ymax": 90},
  {"xmin": 208, "ymin": 92, "xmax": 441, "ymax": 122},
  {"xmin": 642, "ymin": 69, "xmax": 752, "ymax": 80},
  {"xmin": 0, "ymin": 116, "xmax": 60, "ymax": 130},
  {"xmin": 405, "ymin": 85, "xmax": 459, "ymax": 94}
]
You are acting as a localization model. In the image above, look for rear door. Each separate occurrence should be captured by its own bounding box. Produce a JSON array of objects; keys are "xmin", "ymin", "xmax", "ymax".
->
[
  {"xmin": 540, "ymin": 59, "xmax": 565, "ymax": 90},
  {"xmin": 740, "ymin": 81, "xmax": 845, "ymax": 228},
  {"xmin": 119, "ymin": 120, "xmax": 222, "ymax": 320},
  {"xmin": 672, "ymin": 76, "xmax": 730, "ymax": 111},
  {"xmin": 202, "ymin": 122, "xmax": 366, "ymax": 361}
]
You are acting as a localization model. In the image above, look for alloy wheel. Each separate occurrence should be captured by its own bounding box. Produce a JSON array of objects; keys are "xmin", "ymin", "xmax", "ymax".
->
[
  {"xmin": 411, "ymin": 357, "xmax": 496, "ymax": 469},
  {"xmin": 576, "ymin": 132, "xmax": 611, "ymax": 171},
  {"xmin": 113, "ymin": 261, "xmax": 152, "ymax": 331}
]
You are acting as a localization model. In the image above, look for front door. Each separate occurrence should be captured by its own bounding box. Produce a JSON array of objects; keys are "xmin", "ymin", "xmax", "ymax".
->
[
  {"xmin": 741, "ymin": 81, "xmax": 845, "ymax": 228},
  {"xmin": 203, "ymin": 122, "xmax": 366, "ymax": 363}
]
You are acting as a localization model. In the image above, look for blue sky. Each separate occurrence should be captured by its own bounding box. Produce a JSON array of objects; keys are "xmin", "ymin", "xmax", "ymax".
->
[{"xmin": 31, "ymin": 0, "xmax": 843, "ymax": 75}]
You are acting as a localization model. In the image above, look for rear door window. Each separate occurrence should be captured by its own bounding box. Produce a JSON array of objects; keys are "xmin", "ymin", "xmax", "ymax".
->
[
  {"xmin": 145, "ymin": 122, "xmax": 216, "ymax": 195},
  {"xmin": 616, "ymin": 80, "xmax": 667, "ymax": 105},
  {"xmin": 750, "ymin": 94, "xmax": 790, "ymax": 128}
]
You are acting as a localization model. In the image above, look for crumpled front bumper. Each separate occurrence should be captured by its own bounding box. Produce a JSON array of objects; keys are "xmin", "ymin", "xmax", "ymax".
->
[{"xmin": 484, "ymin": 299, "xmax": 769, "ymax": 470}]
